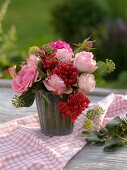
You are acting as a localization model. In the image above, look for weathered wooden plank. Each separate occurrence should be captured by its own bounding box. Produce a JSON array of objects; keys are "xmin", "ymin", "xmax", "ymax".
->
[
  {"xmin": 0, "ymin": 88, "xmax": 37, "ymax": 123},
  {"xmin": 0, "ymin": 88, "xmax": 103, "ymax": 123},
  {"xmin": 64, "ymin": 144, "xmax": 127, "ymax": 170}
]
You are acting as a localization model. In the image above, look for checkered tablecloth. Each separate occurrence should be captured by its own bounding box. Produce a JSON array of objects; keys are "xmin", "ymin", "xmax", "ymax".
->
[{"xmin": 0, "ymin": 93, "xmax": 127, "ymax": 170}]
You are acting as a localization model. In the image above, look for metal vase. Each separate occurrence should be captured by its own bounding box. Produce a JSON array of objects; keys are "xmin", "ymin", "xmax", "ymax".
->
[{"xmin": 35, "ymin": 92, "xmax": 74, "ymax": 136}]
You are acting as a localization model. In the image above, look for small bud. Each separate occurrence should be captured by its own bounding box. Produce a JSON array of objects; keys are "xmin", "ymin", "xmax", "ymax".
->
[
  {"xmin": 86, "ymin": 107, "xmax": 105, "ymax": 119},
  {"xmin": 84, "ymin": 40, "xmax": 93, "ymax": 48},
  {"xmin": 106, "ymin": 59, "xmax": 115, "ymax": 74},
  {"xmin": 40, "ymin": 44, "xmax": 54, "ymax": 54},
  {"xmin": 29, "ymin": 46, "xmax": 39, "ymax": 55},
  {"xmin": 12, "ymin": 95, "xmax": 25, "ymax": 108},
  {"xmin": 83, "ymin": 119, "xmax": 93, "ymax": 131}
]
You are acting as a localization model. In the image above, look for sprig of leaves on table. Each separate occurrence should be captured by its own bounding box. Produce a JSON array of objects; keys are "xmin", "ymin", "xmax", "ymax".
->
[{"xmin": 82, "ymin": 108, "xmax": 127, "ymax": 152}]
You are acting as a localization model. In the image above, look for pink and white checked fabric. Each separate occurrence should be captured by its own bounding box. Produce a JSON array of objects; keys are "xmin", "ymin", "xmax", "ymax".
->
[{"xmin": 0, "ymin": 93, "xmax": 127, "ymax": 170}]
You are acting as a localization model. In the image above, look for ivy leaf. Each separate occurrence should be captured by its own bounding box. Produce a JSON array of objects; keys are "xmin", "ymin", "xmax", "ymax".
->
[
  {"xmin": 82, "ymin": 131, "xmax": 102, "ymax": 142},
  {"xmin": 18, "ymin": 91, "xmax": 35, "ymax": 107},
  {"xmin": 95, "ymin": 140, "xmax": 105, "ymax": 146},
  {"xmin": 20, "ymin": 92, "xmax": 35, "ymax": 107},
  {"xmin": 105, "ymin": 116, "xmax": 122, "ymax": 130},
  {"xmin": 100, "ymin": 128, "xmax": 108, "ymax": 135},
  {"xmin": 82, "ymin": 116, "xmax": 127, "ymax": 152},
  {"xmin": 104, "ymin": 142, "xmax": 125, "ymax": 152}
]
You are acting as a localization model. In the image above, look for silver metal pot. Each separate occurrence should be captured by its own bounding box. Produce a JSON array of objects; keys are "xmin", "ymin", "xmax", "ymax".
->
[{"xmin": 36, "ymin": 92, "xmax": 74, "ymax": 136}]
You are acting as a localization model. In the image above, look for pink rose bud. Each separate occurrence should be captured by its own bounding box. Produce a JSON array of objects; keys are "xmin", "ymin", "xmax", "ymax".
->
[
  {"xmin": 84, "ymin": 41, "xmax": 93, "ymax": 48},
  {"xmin": 73, "ymin": 51, "xmax": 97, "ymax": 73},
  {"xmin": 55, "ymin": 48, "xmax": 73, "ymax": 63},
  {"xmin": 8, "ymin": 66, "xmax": 16, "ymax": 78},
  {"xmin": 12, "ymin": 64, "xmax": 39, "ymax": 94},
  {"xmin": 43, "ymin": 74, "xmax": 66, "ymax": 95},
  {"xmin": 78, "ymin": 73, "xmax": 96, "ymax": 93}
]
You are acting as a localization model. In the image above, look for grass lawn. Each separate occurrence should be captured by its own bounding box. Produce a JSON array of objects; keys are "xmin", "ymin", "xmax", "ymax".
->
[{"xmin": 0, "ymin": 0, "xmax": 60, "ymax": 52}]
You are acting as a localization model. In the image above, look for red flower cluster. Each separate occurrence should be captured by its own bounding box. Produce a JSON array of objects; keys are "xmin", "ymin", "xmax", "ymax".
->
[
  {"xmin": 58, "ymin": 92, "xmax": 90, "ymax": 122},
  {"xmin": 52, "ymin": 63, "xmax": 78, "ymax": 85},
  {"xmin": 43, "ymin": 58, "xmax": 58, "ymax": 70}
]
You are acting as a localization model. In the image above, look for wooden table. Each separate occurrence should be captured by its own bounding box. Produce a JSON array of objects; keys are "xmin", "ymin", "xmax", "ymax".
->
[{"xmin": 0, "ymin": 88, "xmax": 127, "ymax": 170}]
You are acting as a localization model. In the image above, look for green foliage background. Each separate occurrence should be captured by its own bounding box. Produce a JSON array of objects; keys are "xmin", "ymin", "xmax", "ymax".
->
[
  {"xmin": 0, "ymin": 0, "xmax": 59, "ymax": 52},
  {"xmin": 51, "ymin": 0, "xmax": 127, "ymax": 87}
]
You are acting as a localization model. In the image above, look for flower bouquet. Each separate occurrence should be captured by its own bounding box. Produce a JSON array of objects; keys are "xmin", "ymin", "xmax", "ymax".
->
[{"xmin": 8, "ymin": 39, "xmax": 115, "ymax": 136}]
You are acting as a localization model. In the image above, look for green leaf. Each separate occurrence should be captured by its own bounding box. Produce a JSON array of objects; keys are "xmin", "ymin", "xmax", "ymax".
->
[
  {"xmin": 94, "ymin": 59, "xmax": 115, "ymax": 79},
  {"xmin": 15, "ymin": 62, "xmax": 22, "ymax": 73},
  {"xmin": 83, "ymin": 36, "xmax": 91, "ymax": 42},
  {"xmin": 93, "ymin": 61, "xmax": 106, "ymax": 79},
  {"xmin": 105, "ymin": 116, "xmax": 122, "ymax": 130},
  {"xmin": 40, "ymin": 91, "xmax": 50, "ymax": 108},
  {"xmin": 100, "ymin": 128, "xmax": 108, "ymax": 135},
  {"xmin": 95, "ymin": 140, "xmax": 105, "ymax": 146},
  {"xmin": 82, "ymin": 131, "xmax": 102, "ymax": 142},
  {"xmin": 19, "ymin": 92, "xmax": 35, "ymax": 107},
  {"xmin": 104, "ymin": 142, "xmax": 124, "ymax": 152},
  {"xmin": 38, "ymin": 59, "xmax": 43, "ymax": 72},
  {"xmin": 27, "ymin": 77, "xmax": 46, "ymax": 92},
  {"xmin": 96, "ymin": 61, "xmax": 107, "ymax": 75}
]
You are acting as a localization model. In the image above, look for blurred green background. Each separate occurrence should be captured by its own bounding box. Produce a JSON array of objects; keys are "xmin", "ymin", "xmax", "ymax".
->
[{"xmin": 0, "ymin": 0, "xmax": 127, "ymax": 89}]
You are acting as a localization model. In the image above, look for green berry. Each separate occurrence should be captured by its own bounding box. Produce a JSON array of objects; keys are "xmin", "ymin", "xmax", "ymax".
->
[
  {"xmin": 41, "ymin": 44, "xmax": 54, "ymax": 54},
  {"xmin": 83, "ymin": 119, "xmax": 93, "ymax": 131},
  {"xmin": 29, "ymin": 46, "xmax": 39, "ymax": 55},
  {"xmin": 86, "ymin": 107, "xmax": 105, "ymax": 119}
]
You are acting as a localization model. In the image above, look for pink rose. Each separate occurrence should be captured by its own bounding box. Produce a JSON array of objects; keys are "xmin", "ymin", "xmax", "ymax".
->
[
  {"xmin": 12, "ymin": 56, "xmax": 39, "ymax": 94},
  {"xmin": 49, "ymin": 40, "xmax": 73, "ymax": 55},
  {"xmin": 8, "ymin": 66, "xmax": 16, "ymax": 78},
  {"xmin": 43, "ymin": 74, "xmax": 66, "ymax": 95},
  {"xmin": 27, "ymin": 54, "xmax": 39, "ymax": 67},
  {"xmin": 78, "ymin": 73, "xmax": 96, "ymax": 93},
  {"xmin": 55, "ymin": 48, "xmax": 73, "ymax": 63},
  {"xmin": 73, "ymin": 51, "xmax": 97, "ymax": 73}
]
